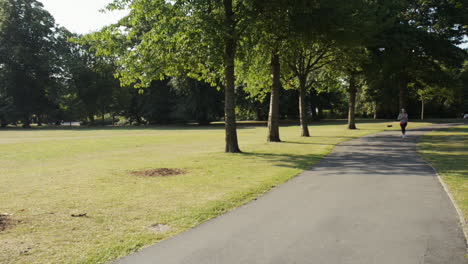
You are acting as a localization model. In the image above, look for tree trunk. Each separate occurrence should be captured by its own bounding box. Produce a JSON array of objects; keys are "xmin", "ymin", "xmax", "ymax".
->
[
  {"xmin": 89, "ymin": 114, "xmax": 95, "ymax": 125},
  {"xmin": 373, "ymin": 102, "xmax": 378, "ymax": 119},
  {"xmin": 223, "ymin": 0, "xmax": 241, "ymax": 153},
  {"xmin": 267, "ymin": 51, "xmax": 281, "ymax": 142},
  {"xmin": 22, "ymin": 114, "xmax": 31, "ymax": 128},
  {"xmin": 310, "ymin": 89, "xmax": 319, "ymax": 121},
  {"xmin": 421, "ymin": 99, "xmax": 424, "ymax": 120},
  {"xmin": 399, "ymin": 77, "xmax": 407, "ymax": 111},
  {"xmin": 317, "ymin": 104, "xmax": 323, "ymax": 120},
  {"xmin": 347, "ymin": 72, "xmax": 357, "ymax": 130},
  {"xmin": 37, "ymin": 115, "xmax": 42, "ymax": 127},
  {"xmin": 0, "ymin": 116, "xmax": 7, "ymax": 128},
  {"xmin": 298, "ymin": 77, "xmax": 310, "ymax": 137},
  {"xmin": 256, "ymin": 108, "xmax": 262, "ymax": 121}
]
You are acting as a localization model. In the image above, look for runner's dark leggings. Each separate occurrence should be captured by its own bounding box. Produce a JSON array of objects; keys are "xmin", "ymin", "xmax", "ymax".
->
[{"xmin": 400, "ymin": 123, "xmax": 407, "ymax": 134}]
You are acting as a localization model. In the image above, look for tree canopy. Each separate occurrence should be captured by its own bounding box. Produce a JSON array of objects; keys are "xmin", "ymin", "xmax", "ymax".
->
[{"xmin": 0, "ymin": 0, "xmax": 467, "ymax": 151}]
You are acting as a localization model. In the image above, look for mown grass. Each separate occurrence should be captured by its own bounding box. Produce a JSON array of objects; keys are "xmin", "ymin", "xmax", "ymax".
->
[
  {"xmin": 418, "ymin": 125, "xmax": 468, "ymax": 226},
  {"xmin": 0, "ymin": 120, "xmax": 433, "ymax": 264}
]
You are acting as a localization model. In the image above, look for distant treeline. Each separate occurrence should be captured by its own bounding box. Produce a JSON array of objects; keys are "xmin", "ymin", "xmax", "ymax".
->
[{"xmin": 0, "ymin": 0, "xmax": 467, "ymax": 130}]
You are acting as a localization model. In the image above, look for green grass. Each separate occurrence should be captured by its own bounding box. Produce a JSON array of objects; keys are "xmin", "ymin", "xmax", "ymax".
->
[
  {"xmin": 0, "ymin": 120, "xmax": 434, "ymax": 264},
  {"xmin": 418, "ymin": 125, "xmax": 468, "ymax": 226}
]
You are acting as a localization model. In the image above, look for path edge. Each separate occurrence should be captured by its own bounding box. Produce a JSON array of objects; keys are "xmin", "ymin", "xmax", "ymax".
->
[
  {"xmin": 416, "ymin": 124, "xmax": 468, "ymax": 252},
  {"xmin": 422, "ymin": 159, "xmax": 468, "ymax": 251}
]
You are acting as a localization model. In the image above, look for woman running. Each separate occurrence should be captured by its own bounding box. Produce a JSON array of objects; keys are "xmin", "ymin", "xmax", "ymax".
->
[{"xmin": 397, "ymin": 108, "xmax": 408, "ymax": 138}]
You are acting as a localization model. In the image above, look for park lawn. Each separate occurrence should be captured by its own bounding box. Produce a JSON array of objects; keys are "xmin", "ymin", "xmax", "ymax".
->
[
  {"xmin": 0, "ymin": 120, "xmax": 432, "ymax": 264},
  {"xmin": 418, "ymin": 125, "xmax": 468, "ymax": 229}
]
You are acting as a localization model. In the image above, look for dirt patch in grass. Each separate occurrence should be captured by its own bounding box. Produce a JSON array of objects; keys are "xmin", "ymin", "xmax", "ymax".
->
[
  {"xmin": 131, "ymin": 168, "xmax": 186, "ymax": 177},
  {"xmin": 0, "ymin": 214, "xmax": 15, "ymax": 232},
  {"xmin": 148, "ymin": 223, "xmax": 171, "ymax": 233}
]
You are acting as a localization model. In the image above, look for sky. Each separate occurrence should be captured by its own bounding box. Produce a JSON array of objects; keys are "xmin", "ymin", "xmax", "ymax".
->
[{"xmin": 38, "ymin": 0, "xmax": 128, "ymax": 34}]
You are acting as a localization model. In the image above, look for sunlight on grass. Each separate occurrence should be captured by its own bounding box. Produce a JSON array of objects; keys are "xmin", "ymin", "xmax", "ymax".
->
[
  {"xmin": 418, "ymin": 125, "xmax": 468, "ymax": 223},
  {"xmin": 0, "ymin": 121, "xmax": 433, "ymax": 264}
]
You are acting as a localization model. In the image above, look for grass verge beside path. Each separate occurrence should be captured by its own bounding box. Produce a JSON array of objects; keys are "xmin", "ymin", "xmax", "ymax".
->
[
  {"xmin": 0, "ymin": 120, "xmax": 432, "ymax": 264},
  {"xmin": 418, "ymin": 125, "xmax": 468, "ymax": 234}
]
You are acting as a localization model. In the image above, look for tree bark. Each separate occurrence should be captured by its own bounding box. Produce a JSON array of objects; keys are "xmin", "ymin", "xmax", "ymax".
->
[
  {"xmin": 37, "ymin": 115, "xmax": 42, "ymax": 127},
  {"xmin": 0, "ymin": 116, "xmax": 7, "ymax": 128},
  {"xmin": 267, "ymin": 51, "xmax": 281, "ymax": 142},
  {"xmin": 298, "ymin": 77, "xmax": 310, "ymax": 137},
  {"xmin": 310, "ymin": 89, "xmax": 319, "ymax": 121},
  {"xmin": 223, "ymin": 0, "xmax": 241, "ymax": 153},
  {"xmin": 399, "ymin": 77, "xmax": 408, "ymax": 111},
  {"xmin": 22, "ymin": 114, "xmax": 31, "ymax": 128},
  {"xmin": 347, "ymin": 72, "xmax": 357, "ymax": 130},
  {"xmin": 88, "ymin": 114, "xmax": 95, "ymax": 125},
  {"xmin": 373, "ymin": 102, "xmax": 378, "ymax": 119},
  {"xmin": 318, "ymin": 107, "xmax": 323, "ymax": 120},
  {"xmin": 421, "ymin": 100, "xmax": 424, "ymax": 120}
]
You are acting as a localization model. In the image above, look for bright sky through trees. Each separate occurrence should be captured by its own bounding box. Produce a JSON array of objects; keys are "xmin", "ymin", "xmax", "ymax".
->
[
  {"xmin": 38, "ymin": 0, "xmax": 127, "ymax": 34},
  {"xmin": 37, "ymin": 0, "xmax": 467, "ymax": 48}
]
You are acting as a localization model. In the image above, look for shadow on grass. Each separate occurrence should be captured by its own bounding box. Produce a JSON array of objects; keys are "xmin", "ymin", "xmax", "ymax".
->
[
  {"xmin": 307, "ymin": 130, "xmax": 467, "ymax": 177},
  {"xmin": 446, "ymin": 126, "xmax": 468, "ymax": 133},
  {"xmin": 3, "ymin": 119, "xmax": 465, "ymax": 132},
  {"xmin": 0, "ymin": 124, "xmax": 257, "ymax": 132},
  {"xmin": 242, "ymin": 129, "xmax": 449, "ymax": 176},
  {"xmin": 419, "ymin": 125, "xmax": 468, "ymax": 177},
  {"xmin": 417, "ymin": 125, "xmax": 468, "ymax": 152},
  {"xmin": 282, "ymin": 141, "xmax": 334, "ymax": 146},
  {"xmin": 241, "ymin": 152, "xmax": 324, "ymax": 171}
]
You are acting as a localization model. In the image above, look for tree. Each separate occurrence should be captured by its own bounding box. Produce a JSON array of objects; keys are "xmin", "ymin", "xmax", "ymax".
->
[
  {"xmin": 242, "ymin": 0, "xmax": 355, "ymax": 140},
  {"xmin": 367, "ymin": 0, "xmax": 468, "ymax": 112},
  {"xmin": 140, "ymin": 79, "xmax": 176, "ymax": 125},
  {"xmin": 0, "ymin": 91, "xmax": 15, "ymax": 127},
  {"xmin": 0, "ymin": 0, "xmax": 56, "ymax": 127},
  {"xmin": 416, "ymin": 85, "xmax": 435, "ymax": 120},
  {"xmin": 85, "ymin": 0, "xmax": 256, "ymax": 152},
  {"xmin": 287, "ymin": 0, "xmax": 387, "ymax": 131},
  {"xmin": 67, "ymin": 41, "xmax": 119, "ymax": 124},
  {"xmin": 251, "ymin": 0, "xmax": 292, "ymax": 142},
  {"xmin": 0, "ymin": 59, "xmax": 15, "ymax": 127},
  {"xmin": 333, "ymin": 47, "xmax": 370, "ymax": 129},
  {"xmin": 170, "ymin": 77, "xmax": 223, "ymax": 125},
  {"xmin": 283, "ymin": 40, "xmax": 335, "ymax": 136}
]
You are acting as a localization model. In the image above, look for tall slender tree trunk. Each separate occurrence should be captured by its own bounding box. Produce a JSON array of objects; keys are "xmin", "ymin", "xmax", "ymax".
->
[
  {"xmin": 1, "ymin": 115, "xmax": 7, "ymax": 128},
  {"xmin": 223, "ymin": 0, "xmax": 241, "ymax": 153},
  {"xmin": 22, "ymin": 114, "xmax": 31, "ymax": 128},
  {"xmin": 255, "ymin": 108, "xmax": 262, "ymax": 121},
  {"xmin": 373, "ymin": 101, "xmax": 378, "ymax": 119},
  {"xmin": 89, "ymin": 114, "xmax": 95, "ymax": 125},
  {"xmin": 310, "ymin": 89, "xmax": 319, "ymax": 121},
  {"xmin": 267, "ymin": 51, "xmax": 281, "ymax": 142},
  {"xmin": 37, "ymin": 115, "xmax": 42, "ymax": 127},
  {"xmin": 298, "ymin": 77, "xmax": 310, "ymax": 137},
  {"xmin": 347, "ymin": 72, "xmax": 357, "ymax": 130},
  {"xmin": 421, "ymin": 99, "xmax": 425, "ymax": 120},
  {"xmin": 399, "ymin": 77, "xmax": 407, "ymax": 111}
]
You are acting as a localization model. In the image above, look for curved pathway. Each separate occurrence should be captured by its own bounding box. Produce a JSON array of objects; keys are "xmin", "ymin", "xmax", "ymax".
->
[{"xmin": 116, "ymin": 124, "xmax": 467, "ymax": 264}]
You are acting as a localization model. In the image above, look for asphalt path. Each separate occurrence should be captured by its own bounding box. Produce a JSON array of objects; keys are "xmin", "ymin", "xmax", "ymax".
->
[{"xmin": 115, "ymin": 124, "xmax": 467, "ymax": 264}]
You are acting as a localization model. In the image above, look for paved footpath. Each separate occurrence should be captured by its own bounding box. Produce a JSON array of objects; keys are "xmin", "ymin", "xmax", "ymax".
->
[{"xmin": 116, "ymin": 124, "xmax": 467, "ymax": 264}]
